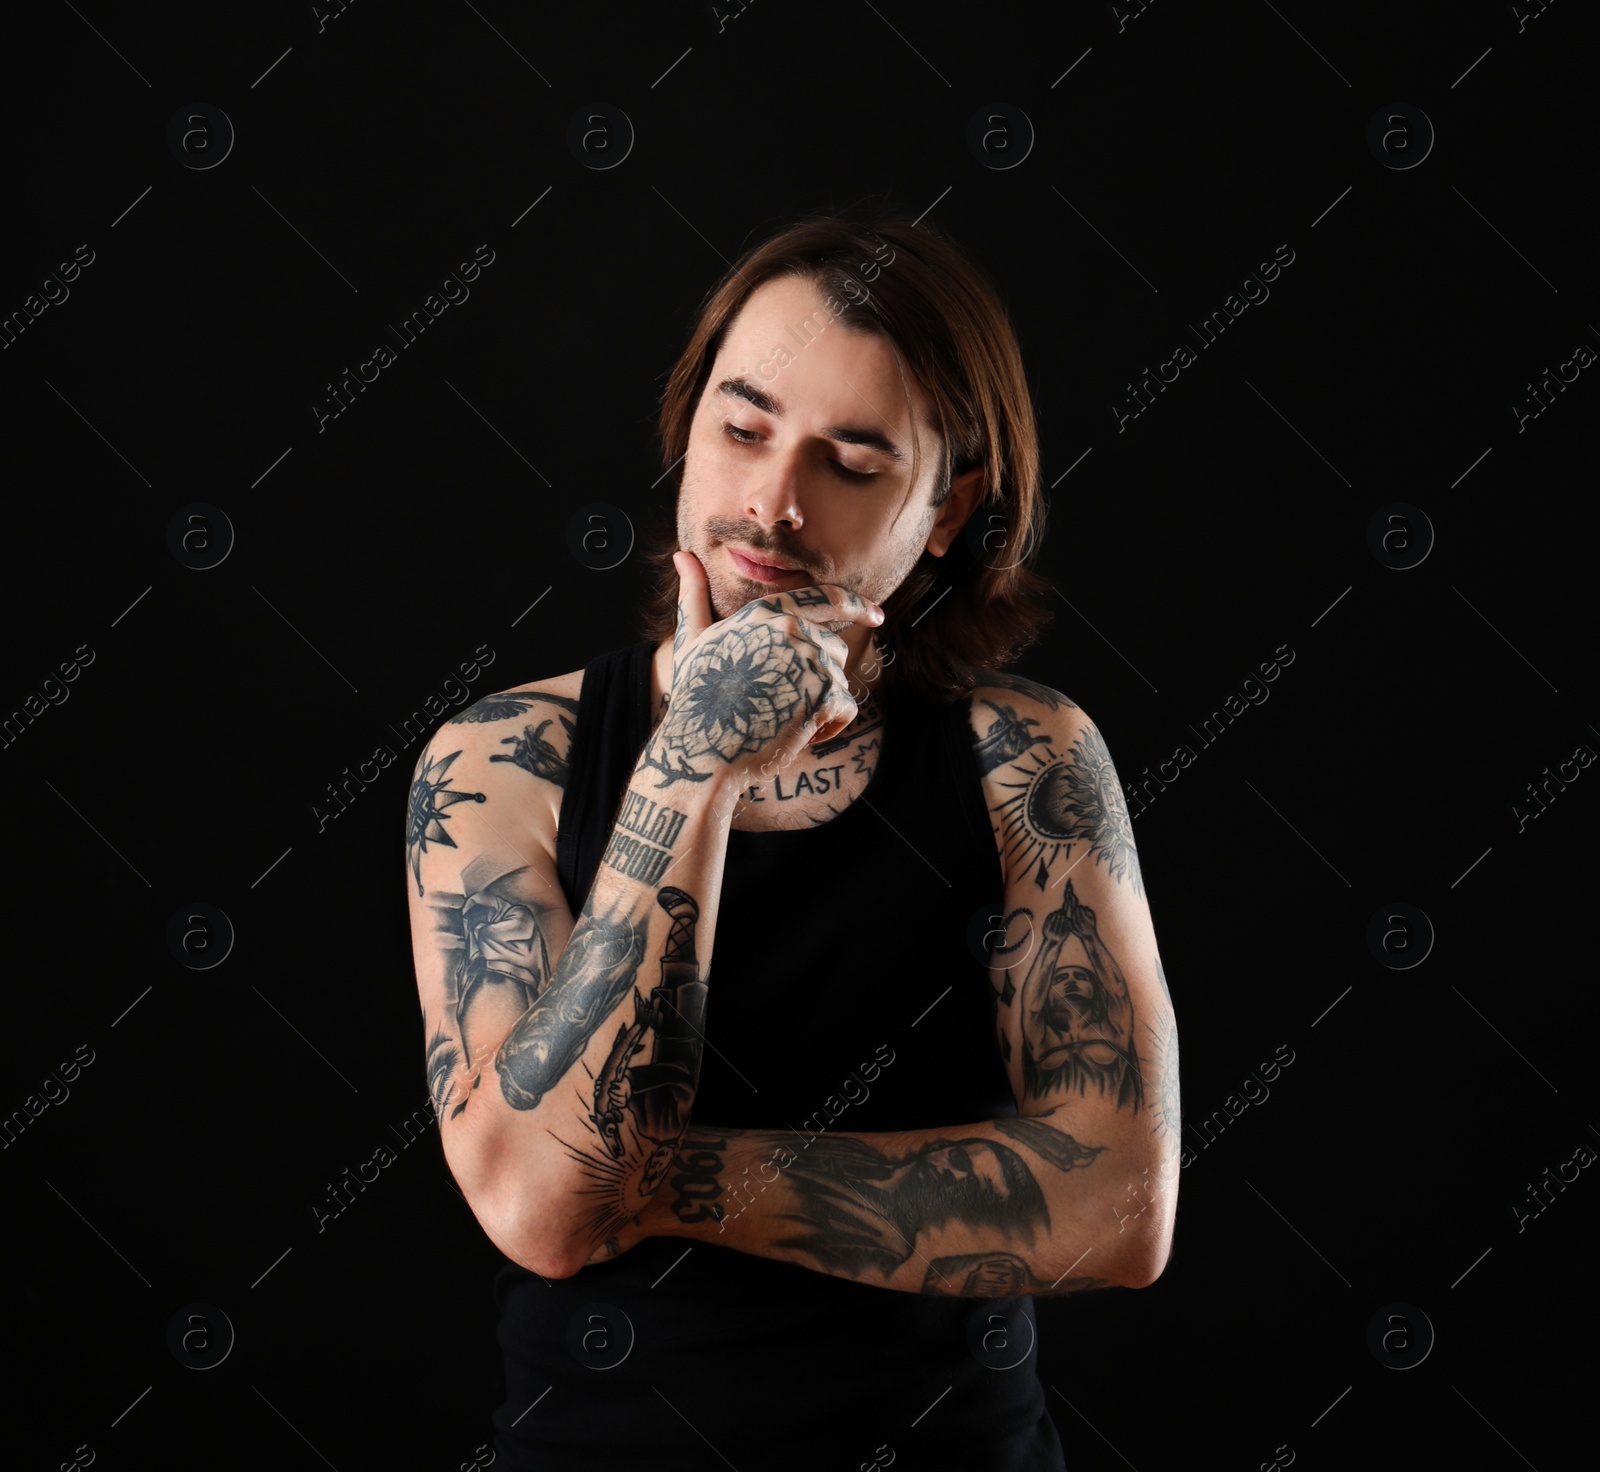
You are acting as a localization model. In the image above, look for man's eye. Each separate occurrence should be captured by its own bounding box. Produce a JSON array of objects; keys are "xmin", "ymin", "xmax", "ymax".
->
[{"xmin": 722, "ymin": 422, "xmax": 876, "ymax": 483}]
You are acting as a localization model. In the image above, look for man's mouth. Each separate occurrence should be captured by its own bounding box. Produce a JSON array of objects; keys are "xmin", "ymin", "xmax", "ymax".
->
[{"xmin": 727, "ymin": 545, "xmax": 808, "ymax": 584}]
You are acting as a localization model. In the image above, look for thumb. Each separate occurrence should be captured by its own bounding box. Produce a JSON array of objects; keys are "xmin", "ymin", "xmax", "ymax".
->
[{"xmin": 672, "ymin": 549, "xmax": 717, "ymax": 652}]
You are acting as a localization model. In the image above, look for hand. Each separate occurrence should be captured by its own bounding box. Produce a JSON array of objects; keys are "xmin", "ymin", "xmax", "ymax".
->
[{"xmin": 654, "ymin": 550, "xmax": 884, "ymax": 791}]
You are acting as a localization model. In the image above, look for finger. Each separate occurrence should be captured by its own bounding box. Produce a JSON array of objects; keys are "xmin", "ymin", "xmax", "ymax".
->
[
  {"xmin": 785, "ymin": 583, "xmax": 885, "ymax": 632},
  {"xmin": 672, "ymin": 550, "xmax": 718, "ymax": 654}
]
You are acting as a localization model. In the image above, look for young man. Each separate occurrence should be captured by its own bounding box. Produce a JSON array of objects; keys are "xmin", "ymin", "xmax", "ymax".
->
[{"xmin": 406, "ymin": 211, "xmax": 1180, "ymax": 1470}]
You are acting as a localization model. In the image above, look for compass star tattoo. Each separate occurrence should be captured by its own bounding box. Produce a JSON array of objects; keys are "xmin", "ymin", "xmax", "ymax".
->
[{"xmin": 407, "ymin": 746, "xmax": 486, "ymax": 895}]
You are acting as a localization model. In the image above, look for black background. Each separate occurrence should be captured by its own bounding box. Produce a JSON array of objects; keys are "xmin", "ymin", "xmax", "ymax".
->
[{"xmin": 3, "ymin": 2, "xmax": 1596, "ymax": 1468}]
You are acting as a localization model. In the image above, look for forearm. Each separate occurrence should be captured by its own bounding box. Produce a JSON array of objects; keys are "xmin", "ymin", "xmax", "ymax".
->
[
  {"xmin": 482, "ymin": 759, "xmax": 737, "ymax": 1273},
  {"xmin": 646, "ymin": 1110, "xmax": 1170, "ymax": 1296}
]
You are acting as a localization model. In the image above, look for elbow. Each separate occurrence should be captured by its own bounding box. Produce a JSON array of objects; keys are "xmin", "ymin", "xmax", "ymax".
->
[{"xmin": 450, "ymin": 1140, "xmax": 589, "ymax": 1281}]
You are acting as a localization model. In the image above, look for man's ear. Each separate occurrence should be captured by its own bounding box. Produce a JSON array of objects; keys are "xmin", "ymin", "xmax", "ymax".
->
[{"xmin": 925, "ymin": 466, "xmax": 988, "ymax": 557}]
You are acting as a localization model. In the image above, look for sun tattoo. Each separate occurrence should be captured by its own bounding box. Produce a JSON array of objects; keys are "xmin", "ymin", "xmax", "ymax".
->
[
  {"xmin": 406, "ymin": 747, "xmax": 487, "ymax": 895},
  {"xmin": 991, "ymin": 723, "xmax": 1142, "ymax": 893}
]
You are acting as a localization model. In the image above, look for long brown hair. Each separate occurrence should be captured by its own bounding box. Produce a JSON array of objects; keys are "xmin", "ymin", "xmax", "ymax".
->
[{"xmin": 637, "ymin": 206, "xmax": 1056, "ymax": 706}]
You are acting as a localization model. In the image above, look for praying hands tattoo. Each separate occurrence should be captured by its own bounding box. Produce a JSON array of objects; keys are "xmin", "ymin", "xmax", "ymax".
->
[{"xmin": 1017, "ymin": 878, "xmax": 1143, "ymax": 1113}]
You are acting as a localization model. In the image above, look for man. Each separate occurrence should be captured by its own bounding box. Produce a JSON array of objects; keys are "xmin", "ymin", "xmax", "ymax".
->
[{"xmin": 406, "ymin": 210, "xmax": 1180, "ymax": 1470}]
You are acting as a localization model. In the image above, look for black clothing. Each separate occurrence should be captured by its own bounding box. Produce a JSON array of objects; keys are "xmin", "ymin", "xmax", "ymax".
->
[{"xmin": 491, "ymin": 636, "xmax": 1067, "ymax": 1471}]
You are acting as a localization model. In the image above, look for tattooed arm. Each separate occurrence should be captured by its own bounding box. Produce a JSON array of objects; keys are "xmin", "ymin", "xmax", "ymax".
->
[{"xmin": 594, "ymin": 684, "xmax": 1180, "ymax": 1293}]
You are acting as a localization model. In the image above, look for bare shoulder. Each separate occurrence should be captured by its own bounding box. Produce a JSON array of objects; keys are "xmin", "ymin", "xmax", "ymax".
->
[
  {"xmin": 960, "ymin": 671, "xmax": 1088, "ymax": 774},
  {"xmin": 415, "ymin": 667, "xmax": 589, "ymax": 839}
]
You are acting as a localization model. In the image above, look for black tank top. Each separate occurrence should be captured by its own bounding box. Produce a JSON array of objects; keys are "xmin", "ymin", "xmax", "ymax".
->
[{"xmin": 490, "ymin": 637, "xmax": 1067, "ymax": 1471}]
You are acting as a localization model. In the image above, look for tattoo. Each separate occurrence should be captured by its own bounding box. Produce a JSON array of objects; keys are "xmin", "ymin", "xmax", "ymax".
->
[
  {"xmin": 639, "ymin": 604, "xmax": 833, "ymax": 789},
  {"xmin": 407, "ymin": 746, "xmax": 487, "ymax": 896},
  {"xmin": 427, "ymin": 859, "xmax": 554, "ymax": 1120},
  {"xmin": 979, "ymin": 672, "xmax": 1078, "ymax": 712},
  {"xmin": 490, "ymin": 715, "xmax": 576, "ymax": 790},
  {"xmin": 773, "ymin": 1133, "xmax": 1051, "ymax": 1279},
  {"xmin": 600, "ymin": 791, "xmax": 690, "ymax": 884},
  {"xmin": 921, "ymin": 1251, "xmax": 1107, "ymax": 1297},
  {"xmin": 972, "ymin": 698, "xmax": 1053, "ymax": 775},
  {"xmin": 452, "ymin": 689, "xmax": 580, "ymax": 725},
  {"xmin": 986, "ymin": 715, "xmax": 1141, "ymax": 894},
  {"xmin": 556, "ymin": 887, "xmax": 709, "ymax": 1245},
  {"xmin": 1018, "ymin": 878, "xmax": 1143, "ymax": 1112},
  {"xmin": 588, "ymin": 888, "xmax": 706, "ymax": 1164},
  {"xmin": 494, "ymin": 898, "xmax": 650, "ymax": 1111},
  {"xmin": 1149, "ymin": 1012, "xmax": 1181, "ymax": 1141},
  {"xmin": 993, "ymin": 1113, "xmax": 1108, "ymax": 1171},
  {"xmin": 665, "ymin": 1126, "xmax": 735, "ymax": 1226}
]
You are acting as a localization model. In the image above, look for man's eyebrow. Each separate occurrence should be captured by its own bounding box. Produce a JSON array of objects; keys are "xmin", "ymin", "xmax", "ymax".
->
[{"xmin": 716, "ymin": 376, "xmax": 908, "ymax": 464}]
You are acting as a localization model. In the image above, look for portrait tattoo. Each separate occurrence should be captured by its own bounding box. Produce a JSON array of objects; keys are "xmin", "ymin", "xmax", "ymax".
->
[
  {"xmin": 407, "ymin": 746, "xmax": 486, "ymax": 895},
  {"xmin": 1017, "ymin": 878, "xmax": 1143, "ymax": 1112}
]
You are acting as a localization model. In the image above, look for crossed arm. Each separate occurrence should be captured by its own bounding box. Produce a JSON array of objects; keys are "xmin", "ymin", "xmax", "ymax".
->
[{"xmin": 588, "ymin": 682, "xmax": 1181, "ymax": 1295}]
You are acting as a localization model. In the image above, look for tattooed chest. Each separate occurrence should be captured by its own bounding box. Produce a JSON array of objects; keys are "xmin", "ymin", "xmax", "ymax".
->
[{"xmin": 728, "ymin": 754, "xmax": 876, "ymax": 831}]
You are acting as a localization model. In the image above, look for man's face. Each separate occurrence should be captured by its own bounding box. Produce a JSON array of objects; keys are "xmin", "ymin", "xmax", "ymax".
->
[{"xmin": 675, "ymin": 273, "xmax": 974, "ymax": 625}]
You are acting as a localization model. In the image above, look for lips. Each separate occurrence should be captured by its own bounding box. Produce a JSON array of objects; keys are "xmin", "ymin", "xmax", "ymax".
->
[{"xmin": 727, "ymin": 545, "xmax": 807, "ymax": 582}]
